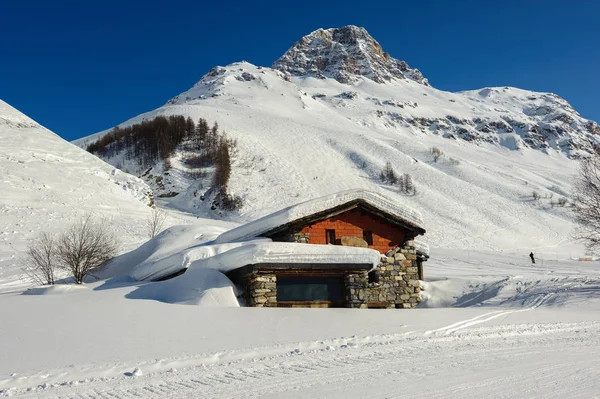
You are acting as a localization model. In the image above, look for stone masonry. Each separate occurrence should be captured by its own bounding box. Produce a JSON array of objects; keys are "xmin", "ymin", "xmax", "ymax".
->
[
  {"xmin": 293, "ymin": 232, "xmax": 310, "ymax": 243},
  {"xmin": 365, "ymin": 241, "xmax": 421, "ymax": 308},
  {"xmin": 242, "ymin": 240, "xmax": 421, "ymax": 308},
  {"xmin": 245, "ymin": 271, "xmax": 277, "ymax": 307},
  {"xmin": 346, "ymin": 240, "xmax": 421, "ymax": 309}
]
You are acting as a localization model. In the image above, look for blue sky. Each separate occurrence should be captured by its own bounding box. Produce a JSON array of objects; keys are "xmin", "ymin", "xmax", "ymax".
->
[{"xmin": 2, "ymin": 0, "xmax": 599, "ymax": 141}]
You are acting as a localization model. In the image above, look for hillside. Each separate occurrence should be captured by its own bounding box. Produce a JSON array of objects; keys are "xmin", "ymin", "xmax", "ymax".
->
[
  {"xmin": 75, "ymin": 26, "xmax": 599, "ymax": 257},
  {"xmin": 0, "ymin": 100, "xmax": 155, "ymax": 288}
]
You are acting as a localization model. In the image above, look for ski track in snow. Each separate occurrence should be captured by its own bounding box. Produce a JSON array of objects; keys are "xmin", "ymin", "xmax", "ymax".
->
[{"xmin": 4, "ymin": 320, "xmax": 599, "ymax": 398}]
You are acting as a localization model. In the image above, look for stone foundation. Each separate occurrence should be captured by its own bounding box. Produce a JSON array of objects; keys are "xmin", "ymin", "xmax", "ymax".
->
[{"xmin": 235, "ymin": 241, "xmax": 421, "ymax": 309}]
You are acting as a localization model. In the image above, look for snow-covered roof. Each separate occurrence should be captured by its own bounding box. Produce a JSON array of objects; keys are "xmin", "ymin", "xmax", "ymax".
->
[
  {"xmin": 414, "ymin": 239, "xmax": 430, "ymax": 257},
  {"xmin": 189, "ymin": 242, "xmax": 382, "ymax": 273},
  {"xmin": 215, "ymin": 189, "xmax": 425, "ymax": 244},
  {"xmin": 131, "ymin": 241, "xmax": 382, "ymax": 281}
]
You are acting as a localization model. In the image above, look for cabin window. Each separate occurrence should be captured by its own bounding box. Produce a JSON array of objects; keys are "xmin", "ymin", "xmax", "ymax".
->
[
  {"xmin": 277, "ymin": 276, "xmax": 344, "ymax": 303},
  {"xmin": 368, "ymin": 270, "xmax": 380, "ymax": 284},
  {"xmin": 363, "ymin": 230, "xmax": 373, "ymax": 245},
  {"xmin": 326, "ymin": 229, "xmax": 336, "ymax": 244}
]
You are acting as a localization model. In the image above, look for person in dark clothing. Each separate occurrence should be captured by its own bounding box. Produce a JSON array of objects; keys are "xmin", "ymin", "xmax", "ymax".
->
[{"xmin": 529, "ymin": 252, "xmax": 535, "ymax": 264}]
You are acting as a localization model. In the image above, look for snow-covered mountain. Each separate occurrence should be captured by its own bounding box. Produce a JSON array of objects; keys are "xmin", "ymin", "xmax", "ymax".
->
[
  {"xmin": 0, "ymin": 100, "xmax": 154, "ymax": 286},
  {"xmin": 75, "ymin": 25, "xmax": 598, "ymax": 256}
]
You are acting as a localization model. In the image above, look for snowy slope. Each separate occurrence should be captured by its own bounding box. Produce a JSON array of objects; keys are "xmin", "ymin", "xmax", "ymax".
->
[
  {"xmin": 0, "ymin": 100, "xmax": 155, "ymax": 287},
  {"xmin": 74, "ymin": 26, "xmax": 598, "ymax": 257}
]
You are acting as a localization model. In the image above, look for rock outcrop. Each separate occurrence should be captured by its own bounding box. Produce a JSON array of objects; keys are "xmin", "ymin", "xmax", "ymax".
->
[{"xmin": 273, "ymin": 25, "xmax": 428, "ymax": 85}]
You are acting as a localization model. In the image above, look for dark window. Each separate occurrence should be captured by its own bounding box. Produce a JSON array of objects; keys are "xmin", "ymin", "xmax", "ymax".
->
[
  {"xmin": 277, "ymin": 276, "xmax": 344, "ymax": 302},
  {"xmin": 368, "ymin": 270, "xmax": 380, "ymax": 284},
  {"xmin": 326, "ymin": 229, "xmax": 336, "ymax": 244},
  {"xmin": 363, "ymin": 230, "xmax": 373, "ymax": 245}
]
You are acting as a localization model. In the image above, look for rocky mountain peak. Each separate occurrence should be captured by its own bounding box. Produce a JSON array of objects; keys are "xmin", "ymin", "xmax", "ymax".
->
[{"xmin": 272, "ymin": 25, "xmax": 428, "ymax": 85}]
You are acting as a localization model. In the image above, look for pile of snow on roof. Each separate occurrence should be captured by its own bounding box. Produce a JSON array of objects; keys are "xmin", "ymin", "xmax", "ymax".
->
[
  {"xmin": 131, "ymin": 240, "xmax": 382, "ymax": 282},
  {"xmin": 215, "ymin": 189, "xmax": 425, "ymax": 244},
  {"xmin": 189, "ymin": 242, "xmax": 382, "ymax": 273}
]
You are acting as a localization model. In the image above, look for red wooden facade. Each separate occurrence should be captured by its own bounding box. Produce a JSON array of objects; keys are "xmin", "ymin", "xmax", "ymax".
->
[{"xmin": 299, "ymin": 208, "xmax": 407, "ymax": 253}]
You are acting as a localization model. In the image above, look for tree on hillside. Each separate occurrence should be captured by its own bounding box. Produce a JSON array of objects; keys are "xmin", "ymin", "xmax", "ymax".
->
[
  {"xmin": 573, "ymin": 152, "xmax": 600, "ymax": 252},
  {"xmin": 147, "ymin": 207, "xmax": 167, "ymax": 239},
  {"xmin": 402, "ymin": 173, "xmax": 415, "ymax": 195},
  {"xmin": 23, "ymin": 232, "xmax": 57, "ymax": 285},
  {"xmin": 56, "ymin": 216, "xmax": 119, "ymax": 284},
  {"xmin": 213, "ymin": 139, "xmax": 231, "ymax": 198},
  {"xmin": 382, "ymin": 161, "xmax": 397, "ymax": 184}
]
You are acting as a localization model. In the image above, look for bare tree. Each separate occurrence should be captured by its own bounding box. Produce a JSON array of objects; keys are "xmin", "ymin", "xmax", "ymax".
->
[
  {"xmin": 532, "ymin": 191, "xmax": 540, "ymax": 201},
  {"xmin": 56, "ymin": 216, "xmax": 118, "ymax": 284},
  {"xmin": 147, "ymin": 207, "xmax": 167, "ymax": 238},
  {"xmin": 573, "ymin": 154, "xmax": 600, "ymax": 251},
  {"xmin": 431, "ymin": 147, "xmax": 443, "ymax": 162},
  {"xmin": 23, "ymin": 232, "xmax": 57, "ymax": 285},
  {"xmin": 558, "ymin": 197, "xmax": 568, "ymax": 207},
  {"xmin": 402, "ymin": 173, "xmax": 415, "ymax": 195}
]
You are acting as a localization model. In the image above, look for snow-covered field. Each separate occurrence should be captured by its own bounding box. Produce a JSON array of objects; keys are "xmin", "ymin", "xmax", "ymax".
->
[{"xmin": 1, "ymin": 246, "xmax": 599, "ymax": 398}]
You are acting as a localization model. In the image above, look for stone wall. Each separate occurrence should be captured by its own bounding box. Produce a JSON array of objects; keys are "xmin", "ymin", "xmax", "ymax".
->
[
  {"xmin": 241, "ymin": 241, "xmax": 421, "ymax": 309},
  {"xmin": 360, "ymin": 241, "xmax": 421, "ymax": 308},
  {"xmin": 246, "ymin": 271, "xmax": 277, "ymax": 307},
  {"xmin": 344, "ymin": 271, "xmax": 368, "ymax": 308}
]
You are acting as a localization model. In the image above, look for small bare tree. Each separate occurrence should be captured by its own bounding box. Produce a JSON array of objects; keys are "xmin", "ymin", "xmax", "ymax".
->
[
  {"xmin": 557, "ymin": 197, "xmax": 568, "ymax": 207},
  {"xmin": 147, "ymin": 207, "xmax": 167, "ymax": 238},
  {"xmin": 532, "ymin": 191, "xmax": 540, "ymax": 201},
  {"xmin": 573, "ymin": 154, "xmax": 600, "ymax": 251},
  {"xmin": 56, "ymin": 216, "xmax": 118, "ymax": 284},
  {"xmin": 431, "ymin": 147, "xmax": 443, "ymax": 162},
  {"xmin": 23, "ymin": 232, "xmax": 57, "ymax": 285}
]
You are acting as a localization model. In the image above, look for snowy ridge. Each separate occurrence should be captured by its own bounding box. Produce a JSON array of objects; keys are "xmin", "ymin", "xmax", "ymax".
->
[
  {"xmin": 215, "ymin": 189, "xmax": 424, "ymax": 244},
  {"xmin": 0, "ymin": 100, "xmax": 43, "ymax": 129},
  {"xmin": 0, "ymin": 100, "xmax": 154, "ymax": 285}
]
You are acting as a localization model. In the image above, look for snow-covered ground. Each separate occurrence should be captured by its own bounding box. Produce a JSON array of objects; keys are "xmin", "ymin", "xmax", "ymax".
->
[{"xmin": 1, "ymin": 247, "xmax": 599, "ymax": 398}]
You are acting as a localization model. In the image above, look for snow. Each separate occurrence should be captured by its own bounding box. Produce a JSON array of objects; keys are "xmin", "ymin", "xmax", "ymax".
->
[
  {"xmin": 1, "ymin": 249, "xmax": 599, "ymax": 397},
  {"xmin": 124, "ymin": 225, "xmax": 381, "ymax": 281},
  {"xmin": 414, "ymin": 238, "xmax": 430, "ymax": 256},
  {"xmin": 0, "ymin": 100, "xmax": 156, "ymax": 288},
  {"xmin": 126, "ymin": 268, "xmax": 239, "ymax": 307},
  {"xmin": 74, "ymin": 60, "xmax": 591, "ymax": 259},
  {"xmin": 214, "ymin": 189, "xmax": 424, "ymax": 244},
  {"xmin": 95, "ymin": 223, "xmax": 238, "ymax": 282},
  {"xmin": 176, "ymin": 241, "xmax": 382, "ymax": 272}
]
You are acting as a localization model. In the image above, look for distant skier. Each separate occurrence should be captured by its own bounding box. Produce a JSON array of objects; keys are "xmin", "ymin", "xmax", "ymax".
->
[{"xmin": 529, "ymin": 252, "xmax": 535, "ymax": 264}]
